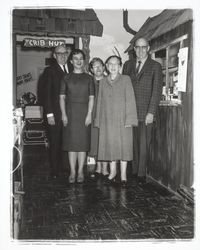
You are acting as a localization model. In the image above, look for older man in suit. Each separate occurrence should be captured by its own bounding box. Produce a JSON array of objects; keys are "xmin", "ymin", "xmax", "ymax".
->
[
  {"xmin": 43, "ymin": 44, "xmax": 73, "ymax": 179},
  {"xmin": 123, "ymin": 37, "xmax": 163, "ymax": 184}
]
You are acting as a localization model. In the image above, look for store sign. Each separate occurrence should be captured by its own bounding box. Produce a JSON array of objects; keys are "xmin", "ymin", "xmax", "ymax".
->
[
  {"xmin": 23, "ymin": 38, "xmax": 65, "ymax": 48},
  {"xmin": 17, "ymin": 72, "xmax": 33, "ymax": 85},
  {"xmin": 177, "ymin": 47, "xmax": 188, "ymax": 92}
]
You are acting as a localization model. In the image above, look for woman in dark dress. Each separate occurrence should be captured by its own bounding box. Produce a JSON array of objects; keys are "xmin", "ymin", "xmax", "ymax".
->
[
  {"xmin": 60, "ymin": 49, "xmax": 94, "ymax": 183},
  {"xmin": 88, "ymin": 58, "xmax": 109, "ymax": 180}
]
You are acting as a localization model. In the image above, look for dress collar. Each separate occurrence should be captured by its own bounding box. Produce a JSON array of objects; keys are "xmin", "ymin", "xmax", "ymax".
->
[{"xmin": 107, "ymin": 73, "xmax": 121, "ymax": 85}]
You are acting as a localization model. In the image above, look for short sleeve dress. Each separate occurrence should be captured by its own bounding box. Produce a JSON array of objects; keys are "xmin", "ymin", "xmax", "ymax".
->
[{"xmin": 60, "ymin": 72, "xmax": 95, "ymax": 152}]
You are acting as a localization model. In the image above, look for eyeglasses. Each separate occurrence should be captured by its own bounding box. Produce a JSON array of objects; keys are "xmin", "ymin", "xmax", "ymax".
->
[{"xmin": 134, "ymin": 46, "xmax": 148, "ymax": 50}]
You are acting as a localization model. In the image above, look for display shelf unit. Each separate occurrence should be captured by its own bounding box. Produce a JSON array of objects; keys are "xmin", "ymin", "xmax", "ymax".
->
[{"xmin": 151, "ymin": 34, "xmax": 188, "ymax": 105}]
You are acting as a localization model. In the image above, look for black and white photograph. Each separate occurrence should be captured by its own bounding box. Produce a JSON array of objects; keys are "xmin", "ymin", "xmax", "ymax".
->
[{"xmin": 0, "ymin": 0, "xmax": 200, "ymax": 249}]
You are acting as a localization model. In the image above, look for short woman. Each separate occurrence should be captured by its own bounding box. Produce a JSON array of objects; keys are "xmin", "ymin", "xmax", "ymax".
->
[
  {"xmin": 88, "ymin": 58, "xmax": 109, "ymax": 180},
  {"xmin": 60, "ymin": 49, "xmax": 94, "ymax": 183},
  {"xmin": 95, "ymin": 55, "xmax": 138, "ymax": 186}
]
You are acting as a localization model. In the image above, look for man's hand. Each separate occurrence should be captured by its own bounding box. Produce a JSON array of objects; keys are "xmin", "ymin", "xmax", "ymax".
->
[
  {"xmin": 145, "ymin": 113, "xmax": 154, "ymax": 125},
  {"xmin": 47, "ymin": 116, "xmax": 55, "ymax": 125}
]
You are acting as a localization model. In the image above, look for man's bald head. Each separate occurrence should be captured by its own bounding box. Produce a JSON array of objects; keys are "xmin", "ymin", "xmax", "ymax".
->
[{"xmin": 134, "ymin": 37, "xmax": 150, "ymax": 60}]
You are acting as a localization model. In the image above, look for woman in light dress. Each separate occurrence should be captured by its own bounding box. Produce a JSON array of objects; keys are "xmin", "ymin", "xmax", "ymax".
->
[{"xmin": 95, "ymin": 55, "xmax": 138, "ymax": 187}]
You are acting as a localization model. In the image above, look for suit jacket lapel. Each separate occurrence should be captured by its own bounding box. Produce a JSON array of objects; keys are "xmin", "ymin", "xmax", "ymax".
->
[
  {"xmin": 137, "ymin": 56, "xmax": 151, "ymax": 80},
  {"xmin": 55, "ymin": 61, "xmax": 73, "ymax": 74},
  {"xmin": 129, "ymin": 59, "xmax": 137, "ymax": 77},
  {"xmin": 55, "ymin": 62, "xmax": 65, "ymax": 77},
  {"xmin": 127, "ymin": 59, "xmax": 137, "ymax": 83}
]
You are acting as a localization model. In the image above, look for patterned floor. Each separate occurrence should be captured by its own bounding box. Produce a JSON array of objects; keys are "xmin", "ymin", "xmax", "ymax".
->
[{"xmin": 17, "ymin": 146, "xmax": 194, "ymax": 240}]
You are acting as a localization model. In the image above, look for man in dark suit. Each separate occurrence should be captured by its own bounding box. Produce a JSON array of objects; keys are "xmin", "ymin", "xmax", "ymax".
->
[
  {"xmin": 123, "ymin": 37, "xmax": 163, "ymax": 184},
  {"xmin": 43, "ymin": 44, "xmax": 73, "ymax": 178}
]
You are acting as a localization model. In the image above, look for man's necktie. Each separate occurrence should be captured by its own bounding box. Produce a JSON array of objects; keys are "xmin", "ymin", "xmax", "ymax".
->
[
  {"xmin": 136, "ymin": 61, "xmax": 141, "ymax": 75},
  {"xmin": 63, "ymin": 65, "xmax": 67, "ymax": 73}
]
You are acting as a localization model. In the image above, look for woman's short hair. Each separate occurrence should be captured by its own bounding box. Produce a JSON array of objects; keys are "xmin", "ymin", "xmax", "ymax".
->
[
  {"xmin": 105, "ymin": 55, "xmax": 122, "ymax": 66},
  {"xmin": 70, "ymin": 49, "xmax": 86, "ymax": 60},
  {"xmin": 104, "ymin": 55, "xmax": 122, "ymax": 74},
  {"xmin": 89, "ymin": 57, "xmax": 104, "ymax": 74}
]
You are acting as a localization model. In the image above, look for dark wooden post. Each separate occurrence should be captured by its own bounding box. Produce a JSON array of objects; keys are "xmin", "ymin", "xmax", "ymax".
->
[
  {"xmin": 81, "ymin": 35, "xmax": 90, "ymax": 71},
  {"xmin": 74, "ymin": 36, "xmax": 79, "ymax": 50}
]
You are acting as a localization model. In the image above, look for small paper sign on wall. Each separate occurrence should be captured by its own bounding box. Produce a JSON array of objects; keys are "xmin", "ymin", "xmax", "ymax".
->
[
  {"xmin": 16, "ymin": 72, "xmax": 33, "ymax": 85},
  {"xmin": 177, "ymin": 47, "xmax": 188, "ymax": 92}
]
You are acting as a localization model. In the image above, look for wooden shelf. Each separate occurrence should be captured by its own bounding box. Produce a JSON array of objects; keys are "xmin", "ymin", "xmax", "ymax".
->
[
  {"xmin": 159, "ymin": 99, "xmax": 182, "ymax": 106},
  {"xmin": 162, "ymin": 66, "xmax": 178, "ymax": 74}
]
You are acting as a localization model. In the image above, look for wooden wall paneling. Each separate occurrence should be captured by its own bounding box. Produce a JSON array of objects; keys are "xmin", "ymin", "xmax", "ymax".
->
[
  {"xmin": 159, "ymin": 109, "xmax": 165, "ymax": 182},
  {"xmin": 29, "ymin": 18, "xmax": 36, "ymax": 31},
  {"xmin": 176, "ymin": 107, "xmax": 182, "ymax": 189},
  {"xmin": 19, "ymin": 17, "xmax": 29, "ymax": 31},
  {"xmin": 148, "ymin": 123, "xmax": 156, "ymax": 178},
  {"xmin": 167, "ymin": 107, "xmax": 172, "ymax": 189},
  {"xmin": 165, "ymin": 107, "xmax": 170, "ymax": 186},
  {"xmin": 12, "ymin": 33, "xmax": 17, "ymax": 106},
  {"xmin": 13, "ymin": 15, "xmax": 20, "ymax": 30},
  {"xmin": 158, "ymin": 109, "xmax": 166, "ymax": 182},
  {"xmin": 180, "ymin": 106, "xmax": 187, "ymax": 186},
  {"xmin": 76, "ymin": 20, "xmax": 83, "ymax": 34},
  {"xmin": 47, "ymin": 18, "xmax": 55, "ymax": 32},
  {"xmin": 186, "ymin": 29, "xmax": 193, "ymax": 187},
  {"xmin": 175, "ymin": 107, "xmax": 182, "ymax": 190},
  {"xmin": 171, "ymin": 107, "xmax": 179, "ymax": 190},
  {"xmin": 148, "ymin": 23, "xmax": 193, "ymax": 191},
  {"xmin": 149, "ymin": 102, "xmax": 193, "ymax": 191}
]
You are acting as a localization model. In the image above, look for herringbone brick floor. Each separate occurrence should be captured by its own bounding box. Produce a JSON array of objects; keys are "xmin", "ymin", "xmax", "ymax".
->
[{"xmin": 18, "ymin": 146, "xmax": 194, "ymax": 240}]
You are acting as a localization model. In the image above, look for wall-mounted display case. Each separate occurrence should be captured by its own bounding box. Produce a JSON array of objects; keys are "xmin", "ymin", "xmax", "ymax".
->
[{"xmin": 151, "ymin": 34, "xmax": 189, "ymax": 106}]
